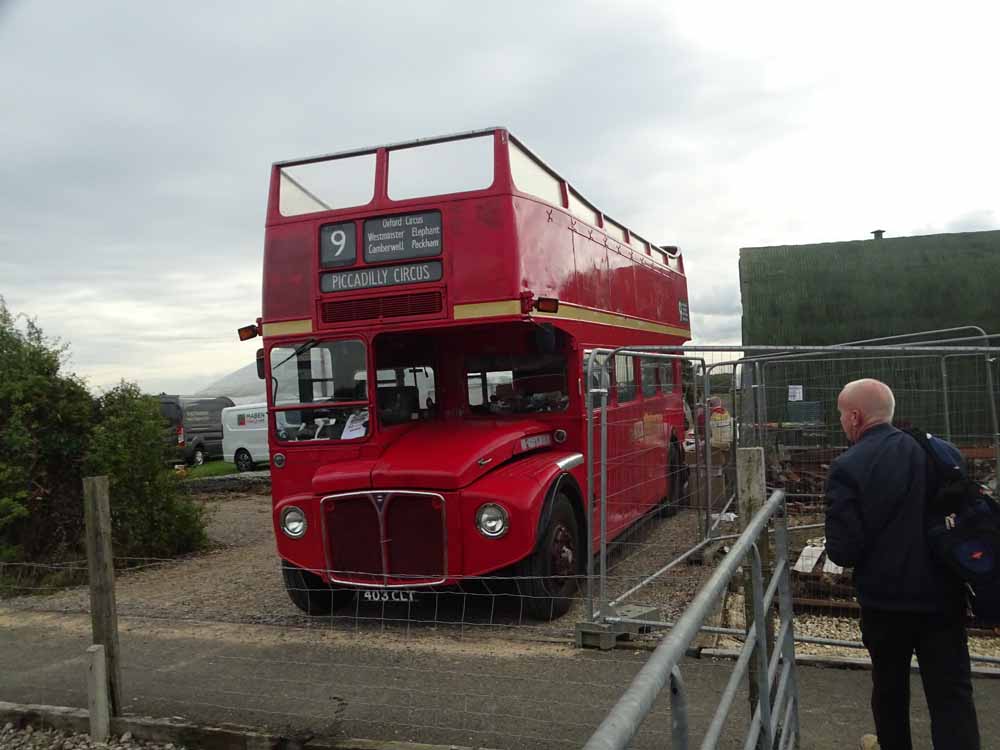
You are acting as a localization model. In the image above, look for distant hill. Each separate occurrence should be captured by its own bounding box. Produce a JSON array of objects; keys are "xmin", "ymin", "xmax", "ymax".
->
[{"xmin": 197, "ymin": 362, "xmax": 266, "ymax": 405}]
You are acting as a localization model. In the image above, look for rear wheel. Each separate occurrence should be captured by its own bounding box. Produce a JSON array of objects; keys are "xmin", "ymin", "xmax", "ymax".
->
[
  {"xmin": 281, "ymin": 561, "xmax": 354, "ymax": 616},
  {"xmin": 516, "ymin": 494, "xmax": 581, "ymax": 620},
  {"xmin": 234, "ymin": 449, "xmax": 255, "ymax": 472},
  {"xmin": 658, "ymin": 442, "xmax": 685, "ymax": 517}
]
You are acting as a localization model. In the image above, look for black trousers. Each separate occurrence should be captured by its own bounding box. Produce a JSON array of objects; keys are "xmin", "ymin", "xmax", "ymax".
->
[{"xmin": 860, "ymin": 608, "xmax": 980, "ymax": 750}]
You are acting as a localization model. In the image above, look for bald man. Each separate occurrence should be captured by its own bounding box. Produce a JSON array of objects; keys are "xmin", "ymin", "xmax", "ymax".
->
[{"xmin": 825, "ymin": 379, "xmax": 979, "ymax": 750}]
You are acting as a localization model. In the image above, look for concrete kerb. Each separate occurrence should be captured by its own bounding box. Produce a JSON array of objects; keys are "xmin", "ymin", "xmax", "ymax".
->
[
  {"xmin": 0, "ymin": 701, "xmax": 497, "ymax": 750},
  {"xmin": 179, "ymin": 471, "xmax": 271, "ymax": 495}
]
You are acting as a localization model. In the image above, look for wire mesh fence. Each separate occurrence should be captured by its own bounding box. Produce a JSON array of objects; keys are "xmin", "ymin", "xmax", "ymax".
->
[
  {"xmin": 4, "ymin": 336, "xmax": 1000, "ymax": 748},
  {"xmin": 1, "ymin": 561, "xmax": 702, "ymax": 749},
  {"xmin": 0, "ymin": 451, "xmax": 754, "ymax": 749},
  {"xmin": 678, "ymin": 341, "xmax": 1000, "ymax": 669}
]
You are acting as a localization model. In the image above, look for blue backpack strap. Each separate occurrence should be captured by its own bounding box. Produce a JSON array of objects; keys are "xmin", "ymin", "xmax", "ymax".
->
[
  {"xmin": 907, "ymin": 428, "xmax": 964, "ymax": 481},
  {"xmin": 927, "ymin": 435, "xmax": 966, "ymax": 481}
]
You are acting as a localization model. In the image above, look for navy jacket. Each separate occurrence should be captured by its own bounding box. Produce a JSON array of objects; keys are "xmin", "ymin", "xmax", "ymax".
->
[{"xmin": 824, "ymin": 423, "xmax": 965, "ymax": 613}]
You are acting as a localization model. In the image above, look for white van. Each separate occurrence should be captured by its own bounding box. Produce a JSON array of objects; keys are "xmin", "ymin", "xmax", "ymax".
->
[{"xmin": 222, "ymin": 403, "xmax": 269, "ymax": 472}]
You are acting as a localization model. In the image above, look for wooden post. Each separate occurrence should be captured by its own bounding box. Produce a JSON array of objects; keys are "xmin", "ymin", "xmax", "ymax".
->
[
  {"xmin": 84, "ymin": 476, "xmax": 122, "ymax": 716},
  {"xmin": 86, "ymin": 644, "xmax": 110, "ymax": 741},
  {"xmin": 737, "ymin": 447, "xmax": 770, "ymax": 743}
]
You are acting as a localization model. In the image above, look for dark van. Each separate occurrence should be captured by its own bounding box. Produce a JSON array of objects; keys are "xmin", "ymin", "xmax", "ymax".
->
[{"xmin": 159, "ymin": 395, "xmax": 235, "ymax": 465}]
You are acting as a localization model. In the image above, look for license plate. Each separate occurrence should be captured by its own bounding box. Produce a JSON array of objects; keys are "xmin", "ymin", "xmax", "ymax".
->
[{"xmin": 362, "ymin": 590, "xmax": 417, "ymax": 603}]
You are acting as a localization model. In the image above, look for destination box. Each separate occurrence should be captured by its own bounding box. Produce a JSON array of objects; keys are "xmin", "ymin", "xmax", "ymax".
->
[
  {"xmin": 320, "ymin": 260, "xmax": 443, "ymax": 293},
  {"xmin": 363, "ymin": 211, "xmax": 442, "ymax": 263},
  {"xmin": 320, "ymin": 221, "xmax": 357, "ymax": 268}
]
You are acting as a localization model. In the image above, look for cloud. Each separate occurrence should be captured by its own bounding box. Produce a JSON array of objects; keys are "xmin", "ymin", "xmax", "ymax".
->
[
  {"xmin": 1, "ymin": 0, "xmax": 998, "ymax": 392},
  {"xmin": 945, "ymin": 210, "xmax": 999, "ymax": 234}
]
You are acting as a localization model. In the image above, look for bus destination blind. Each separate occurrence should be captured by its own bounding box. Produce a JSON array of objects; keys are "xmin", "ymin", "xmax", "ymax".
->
[
  {"xmin": 363, "ymin": 211, "xmax": 441, "ymax": 263},
  {"xmin": 321, "ymin": 260, "xmax": 443, "ymax": 293}
]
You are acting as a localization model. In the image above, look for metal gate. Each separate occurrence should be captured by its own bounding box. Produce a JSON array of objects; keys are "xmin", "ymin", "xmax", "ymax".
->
[{"xmin": 580, "ymin": 333, "xmax": 1000, "ymax": 748}]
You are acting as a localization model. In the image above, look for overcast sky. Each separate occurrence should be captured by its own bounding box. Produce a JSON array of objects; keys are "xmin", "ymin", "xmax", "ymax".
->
[{"xmin": 2, "ymin": 1, "xmax": 997, "ymax": 394}]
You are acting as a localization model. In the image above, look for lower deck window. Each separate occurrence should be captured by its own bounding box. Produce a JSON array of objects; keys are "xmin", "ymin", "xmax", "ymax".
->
[
  {"xmin": 615, "ymin": 355, "xmax": 636, "ymax": 403},
  {"xmin": 270, "ymin": 339, "xmax": 369, "ymax": 441},
  {"xmin": 376, "ymin": 365, "xmax": 436, "ymax": 426},
  {"xmin": 465, "ymin": 353, "xmax": 568, "ymax": 414}
]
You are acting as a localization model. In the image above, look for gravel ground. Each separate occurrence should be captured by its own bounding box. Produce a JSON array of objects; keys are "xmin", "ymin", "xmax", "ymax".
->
[
  {"xmin": 6, "ymin": 489, "xmax": 998, "ymax": 655},
  {"xmin": 0, "ymin": 724, "xmax": 186, "ymax": 750},
  {"xmin": 5, "ymin": 492, "xmax": 717, "ymax": 642}
]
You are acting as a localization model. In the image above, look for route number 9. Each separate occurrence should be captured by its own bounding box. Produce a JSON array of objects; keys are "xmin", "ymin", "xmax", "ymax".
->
[{"xmin": 330, "ymin": 229, "xmax": 347, "ymax": 256}]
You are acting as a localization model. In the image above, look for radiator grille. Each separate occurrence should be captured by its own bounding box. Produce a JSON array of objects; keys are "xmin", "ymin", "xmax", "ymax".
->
[
  {"xmin": 321, "ymin": 291, "xmax": 443, "ymax": 324},
  {"xmin": 326, "ymin": 496, "xmax": 382, "ymax": 584},
  {"xmin": 323, "ymin": 491, "xmax": 446, "ymax": 586},
  {"xmin": 385, "ymin": 494, "xmax": 445, "ymax": 580}
]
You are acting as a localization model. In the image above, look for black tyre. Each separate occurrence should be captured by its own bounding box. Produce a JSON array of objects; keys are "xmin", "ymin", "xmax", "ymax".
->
[
  {"xmin": 658, "ymin": 442, "xmax": 685, "ymax": 517},
  {"xmin": 234, "ymin": 449, "xmax": 255, "ymax": 472},
  {"xmin": 281, "ymin": 561, "xmax": 354, "ymax": 616},
  {"xmin": 672, "ymin": 441, "xmax": 690, "ymax": 508},
  {"xmin": 516, "ymin": 494, "xmax": 581, "ymax": 620},
  {"xmin": 190, "ymin": 445, "xmax": 206, "ymax": 467}
]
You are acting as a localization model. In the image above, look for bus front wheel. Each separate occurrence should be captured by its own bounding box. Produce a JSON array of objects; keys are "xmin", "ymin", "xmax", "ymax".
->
[
  {"xmin": 281, "ymin": 561, "xmax": 354, "ymax": 616},
  {"xmin": 516, "ymin": 494, "xmax": 580, "ymax": 621}
]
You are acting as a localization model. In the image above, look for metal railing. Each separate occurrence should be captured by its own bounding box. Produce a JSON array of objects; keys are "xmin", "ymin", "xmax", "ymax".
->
[{"xmin": 584, "ymin": 489, "xmax": 798, "ymax": 750}]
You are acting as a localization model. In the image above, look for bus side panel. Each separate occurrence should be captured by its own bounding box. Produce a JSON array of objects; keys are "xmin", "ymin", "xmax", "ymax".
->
[
  {"xmin": 571, "ymin": 230, "xmax": 612, "ymax": 311},
  {"xmin": 446, "ymin": 196, "xmax": 520, "ymax": 308},
  {"xmin": 632, "ymin": 260, "xmax": 661, "ymax": 322},
  {"xmin": 513, "ymin": 197, "xmax": 576, "ymax": 301},
  {"xmin": 607, "ymin": 245, "xmax": 637, "ymax": 316},
  {"xmin": 263, "ymin": 222, "xmax": 315, "ymax": 322}
]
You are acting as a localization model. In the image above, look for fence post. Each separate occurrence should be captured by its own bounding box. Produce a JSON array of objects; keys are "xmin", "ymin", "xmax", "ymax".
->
[
  {"xmin": 737, "ymin": 447, "xmax": 769, "ymax": 745},
  {"xmin": 740, "ymin": 362, "xmax": 756, "ymax": 448},
  {"xmin": 939, "ymin": 356, "xmax": 952, "ymax": 442},
  {"xmin": 84, "ymin": 475, "xmax": 122, "ymax": 716},
  {"xmin": 86, "ymin": 644, "xmax": 110, "ymax": 741}
]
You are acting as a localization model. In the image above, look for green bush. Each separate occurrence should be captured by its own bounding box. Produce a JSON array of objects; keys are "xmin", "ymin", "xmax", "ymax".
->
[
  {"xmin": 85, "ymin": 382, "xmax": 207, "ymax": 559},
  {"xmin": 0, "ymin": 298, "xmax": 206, "ymax": 566},
  {"xmin": 0, "ymin": 300, "xmax": 93, "ymax": 562}
]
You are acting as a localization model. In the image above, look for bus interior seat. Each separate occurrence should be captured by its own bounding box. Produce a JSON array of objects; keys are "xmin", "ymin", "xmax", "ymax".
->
[{"xmin": 378, "ymin": 386, "xmax": 419, "ymax": 424}]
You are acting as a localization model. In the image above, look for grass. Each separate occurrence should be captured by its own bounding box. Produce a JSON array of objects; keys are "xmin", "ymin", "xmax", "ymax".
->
[{"xmin": 178, "ymin": 460, "xmax": 239, "ymax": 479}]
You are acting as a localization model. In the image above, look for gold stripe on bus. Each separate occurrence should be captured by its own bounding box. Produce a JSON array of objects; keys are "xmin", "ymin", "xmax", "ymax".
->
[
  {"xmin": 534, "ymin": 303, "xmax": 691, "ymax": 338},
  {"xmin": 453, "ymin": 300, "xmax": 523, "ymax": 319},
  {"xmin": 453, "ymin": 297, "xmax": 690, "ymax": 337},
  {"xmin": 262, "ymin": 319, "xmax": 313, "ymax": 337}
]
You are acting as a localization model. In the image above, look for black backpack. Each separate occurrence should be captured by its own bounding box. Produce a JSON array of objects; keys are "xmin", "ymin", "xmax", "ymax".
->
[{"xmin": 908, "ymin": 429, "xmax": 1000, "ymax": 622}]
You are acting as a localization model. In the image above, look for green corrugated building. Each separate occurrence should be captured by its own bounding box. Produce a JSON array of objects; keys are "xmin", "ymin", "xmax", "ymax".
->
[
  {"xmin": 738, "ymin": 229, "xmax": 1000, "ymax": 444},
  {"xmin": 740, "ymin": 229, "xmax": 1000, "ymax": 345}
]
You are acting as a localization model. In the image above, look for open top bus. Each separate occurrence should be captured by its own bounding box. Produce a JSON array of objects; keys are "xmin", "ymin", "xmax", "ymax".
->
[{"xmin": 244, "ymin": 127, "xmax": 691, "ymax": 619}]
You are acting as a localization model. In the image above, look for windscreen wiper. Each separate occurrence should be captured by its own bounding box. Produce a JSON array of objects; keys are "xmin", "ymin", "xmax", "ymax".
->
[{"xmin": 272, "ymin": 338, "xmax": 318, "ymax": 371}]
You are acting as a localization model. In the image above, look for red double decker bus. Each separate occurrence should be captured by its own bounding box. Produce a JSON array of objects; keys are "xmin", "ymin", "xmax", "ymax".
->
[{"xmin": 246, "ymin": 128, "xmax": 691, "ymax": 619}]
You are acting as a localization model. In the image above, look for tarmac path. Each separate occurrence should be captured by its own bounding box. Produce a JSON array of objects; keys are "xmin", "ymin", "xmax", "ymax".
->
[{"xmin": 2, "ymin": 607, "xmax": 998, "ymax": 749}]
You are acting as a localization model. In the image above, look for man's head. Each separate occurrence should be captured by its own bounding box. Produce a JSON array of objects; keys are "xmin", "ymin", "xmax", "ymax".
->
[{"xmin": 837, "ymin": 378, "xmax": 895, "ymax": 443}]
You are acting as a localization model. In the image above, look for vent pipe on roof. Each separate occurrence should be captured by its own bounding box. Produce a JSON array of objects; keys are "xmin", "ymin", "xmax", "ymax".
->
[{"xmin": 871, "ymin": 229, "xmax": 885, "ymax": 240}]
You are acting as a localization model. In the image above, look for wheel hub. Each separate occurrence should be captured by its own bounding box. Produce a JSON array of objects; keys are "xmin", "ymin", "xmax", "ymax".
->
[{"xmin": 550, "ymin": 523, "xmax": 575, "ymax": 578}]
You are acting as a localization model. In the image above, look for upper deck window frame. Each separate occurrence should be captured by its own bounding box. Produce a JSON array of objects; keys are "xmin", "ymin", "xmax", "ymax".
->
[
  {"xmin": 270, "ymin": 128, "xmax": 507, "ymax": 222},
  {"xmin": 508, "ymin": 139, "xmax": 564, "ymax": 208},
  {"xmin": 267, "ymin": 128, "xmax": 684, "ymax": 278},
  {"xmin": 278, "ymin": 152, "xmax": 378, "ymax": 218},
  {"xmin": 567, "ymin": 188, "xmax": 600, "ymax": 225},
  {"xmin": 387, "ymin": 134, "xmax": 496, "ymax": 202}
]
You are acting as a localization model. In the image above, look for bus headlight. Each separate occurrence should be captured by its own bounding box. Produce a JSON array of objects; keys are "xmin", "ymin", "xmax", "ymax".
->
[
  {"xmin": 280, "ymin": 506, "xmax": 307, "ymax": 538},
  {"xmin": 476, "ymin": 503, "xmax": 509, "ymax": 538}
]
